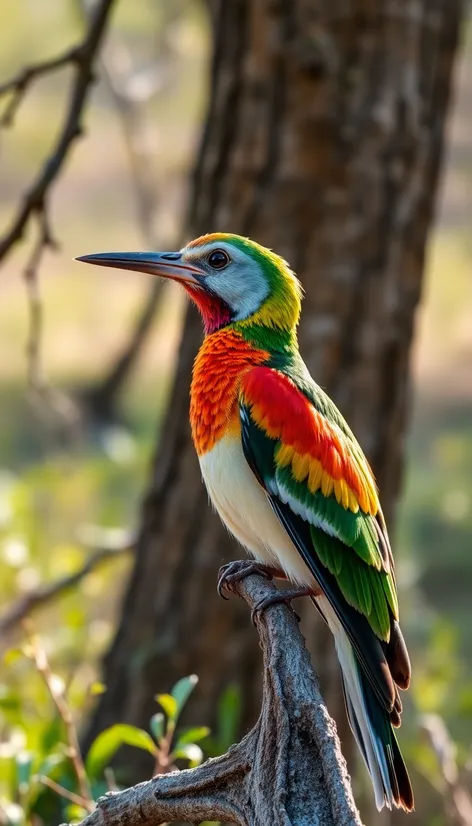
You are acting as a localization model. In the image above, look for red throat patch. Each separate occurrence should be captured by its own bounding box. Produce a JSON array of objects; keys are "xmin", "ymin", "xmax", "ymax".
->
[{"xmin": 184, "ymin": 284, "xmax": 232, "ymax": 335}]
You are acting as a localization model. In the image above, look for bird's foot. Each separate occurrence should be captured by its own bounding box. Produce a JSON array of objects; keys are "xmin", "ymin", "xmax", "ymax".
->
[
  {"xmin": 251, "ymin": 586, "xmax": 316, "ymax": 625},
  {"xmin": 217, "ymin": 560, "xmax": 284, "ymax": 600}
]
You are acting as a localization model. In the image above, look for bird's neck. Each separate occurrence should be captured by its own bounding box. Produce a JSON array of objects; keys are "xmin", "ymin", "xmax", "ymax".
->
[
  {"xmin": 233, "ymin": 320, "xmax": 299, "ymax": 356},
  {"xmin": 190, "ymin": 328, "xmax": 269, "ymax": 456},
  {"xmin": 184, "ymin": 285, "xmax": 232, "ymax": 335}
]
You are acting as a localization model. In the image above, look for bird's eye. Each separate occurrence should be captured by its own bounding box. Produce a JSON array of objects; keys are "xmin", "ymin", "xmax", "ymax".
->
[{"xmin": 208, "ymin": 249, "xmax": 229, "ymax": 269}]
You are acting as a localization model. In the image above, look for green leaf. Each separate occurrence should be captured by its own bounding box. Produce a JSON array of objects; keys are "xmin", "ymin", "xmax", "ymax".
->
[
  {"xmin": 150, "ymin": 712, "xmax": 165, "ymax": 742},
  {"xmin": 217, "ymin": 684, "xmax": 242, "ymax": 751},
  {"xmin": 2, "ymin": 649, "xmax": 23, "ymax": 667},
  {"xmin": 90, "ymin": 779, "xmax": 111, "ymax": 801},
  {"xmin": 86, "ymin": 724, "xmax": 157, "ymax": 778},
  {"xmin": 171, "ymin": 675, "xmax": 199, "ymax": 721},
  {"xmin": 90, "ymin": 682, "xmax": 107, "ymax": 696},
  {"xmin": 40, "ymin": 715, "xmax": 64, "ymax": 754},
  {"xmin": 155, "ymin": 693, "xmax": 178, "ymax": 722},
  {"xmin": 172, "ymin": 743, "xmax": 204, "ymax": 767},
  {"xmin": 34, "ymin": 753, "xmax": 65, "ymax": 779},
  {"xmin": 15, "ymin": 751, "xmax": 33, "ymax": 788},
  {"xmin": 0, "ymin": 688, "xmax": 21, "ymax": 712},
  {"xmin": 175, "ymin": 726, "xmax": 211, "ymax": 748},
  {"xmin": 458, "ymin": 687, "xmax": 472, "ymax": 714},
  {"xmin": 64, "ymin": 803, "xmax": 90, "ymax": 823}
]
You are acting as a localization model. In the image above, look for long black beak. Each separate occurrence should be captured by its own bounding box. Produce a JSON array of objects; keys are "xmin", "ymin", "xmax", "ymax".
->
[{"xmin": 75, "ymin": 251, "xmax": 202, "ymax": 285}]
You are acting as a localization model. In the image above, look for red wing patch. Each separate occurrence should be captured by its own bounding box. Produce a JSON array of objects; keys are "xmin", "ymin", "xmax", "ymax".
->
[{"xmin": 241, "ymin": 367, "xmax": 378, "ymax": 515}]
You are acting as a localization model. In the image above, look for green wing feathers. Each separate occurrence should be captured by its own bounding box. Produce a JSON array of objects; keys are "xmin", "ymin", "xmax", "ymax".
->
[
  {"xmin": 240, "ymin": 365, "xmax": 400, "ymax": 643},
  {"xmin": 309, "ymin": 525, "xmax": 398, "ymax": 640}
]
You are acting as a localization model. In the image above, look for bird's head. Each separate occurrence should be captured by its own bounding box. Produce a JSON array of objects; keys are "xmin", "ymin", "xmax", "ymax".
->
[{"xmin": 76, "ymin": 233, "xmax": 302, "ymax": 337}]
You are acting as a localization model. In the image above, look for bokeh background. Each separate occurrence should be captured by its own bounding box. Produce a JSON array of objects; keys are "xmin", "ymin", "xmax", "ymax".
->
[{"xmin": 0, "ymin": 2, "xmax": 471, "ymax": 824}]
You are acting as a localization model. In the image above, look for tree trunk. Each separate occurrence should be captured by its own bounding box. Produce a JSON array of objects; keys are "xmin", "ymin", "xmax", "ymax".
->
[{"xmin": 85, "ymin": 0, "xmax": 463, "ymax": 786}]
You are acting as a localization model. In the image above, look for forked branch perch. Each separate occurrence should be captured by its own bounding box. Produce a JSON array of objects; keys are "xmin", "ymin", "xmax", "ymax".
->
[{"xmin": 68, "ymin": 573, "xmax": 363, "ymax": 826}]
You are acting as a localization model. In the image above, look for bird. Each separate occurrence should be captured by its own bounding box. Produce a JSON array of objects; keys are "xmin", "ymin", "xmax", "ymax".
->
[{"xmin": 77, "ymin": 233, "xmax": 413, "ymax": 812}]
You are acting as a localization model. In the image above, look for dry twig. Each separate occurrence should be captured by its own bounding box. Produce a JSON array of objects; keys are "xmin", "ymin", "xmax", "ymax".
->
[
  {"xmin": 0, "ymin": 0, "xmax": 117, "ymax": 265},
  {"xmin": 22, "ymin": 204, "xmax": 57, "ymax": 392},
  {"xmin": 0, "ymin": 0, "xmax": 117, "ymax": 414},
  {"xmin": 65, "ymin": 573, "xmax": 363, "ymax": 826},
  {"xmin": 20, "ymin": 204, "xmax": 82, "ymax": 426},
  {"xmin": 0, "ymin": 538, "xmax": 134, "ymax": 637},
  {"xmin": 422, "ymin": 715, "xmax": 472, "ymax": 826},
  {"xmin": 27, "ymin": 631, "xmax": 95, "ymax": 811},
  {"xmin": 0, "ymin": 45, "xmax": 82, "ymax": 126},
  {"xmin": 39, "ymin": 775, "xmax": 93, "ymax": 811}
]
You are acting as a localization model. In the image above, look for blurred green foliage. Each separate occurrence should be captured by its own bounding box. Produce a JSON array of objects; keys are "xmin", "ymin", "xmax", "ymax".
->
[{"xmin": 0, "ymin": 656, "xmax": 215, "ymax": 824}]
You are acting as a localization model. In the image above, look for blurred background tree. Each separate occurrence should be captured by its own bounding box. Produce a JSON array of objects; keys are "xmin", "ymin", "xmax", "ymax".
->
[{"xmin": 0, "ymin": 2, "xmax": 471, "ymax": 825}]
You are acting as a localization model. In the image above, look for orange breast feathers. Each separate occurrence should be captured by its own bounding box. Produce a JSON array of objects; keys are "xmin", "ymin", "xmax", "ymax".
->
[{"xmin": 190, "ymin": 330, "xmax": 269, "ymax": 456}]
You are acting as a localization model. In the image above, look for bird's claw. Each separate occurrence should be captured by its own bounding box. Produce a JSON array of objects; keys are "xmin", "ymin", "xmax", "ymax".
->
[
  {"xmin": 217, "ymin": 560, "xmax": 275, "ymax": 599},
  {"xmin": 250, "ymin": 586, "xmax": 315, "ymax": 625}
]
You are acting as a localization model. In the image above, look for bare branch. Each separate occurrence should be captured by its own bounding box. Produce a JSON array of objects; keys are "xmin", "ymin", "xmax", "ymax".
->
[
  {"xmin": 38, "ymin": 776, "xmax": 93, "ymax": 811},
  {"xmin": 422, "ymin": 715, "xmax": 472, "ymax": 826},
  {"xmin": 0, "ymin": 0, "xmax": 117, "ymax": 265},
  {"xmin": 65, "ymin": 574, "xmax": 363, "ymax": 826},
  {"xmin": 22, "ymin": 203, "xmax": 57, "ymax": 392},
  {"xmin": 0, "ymin": 45, "xmax": 82, "ymax": 126},
  {"xmin": 0, "ymin": 538, "xmax": 134, "ymax": 637},
  {"xmin": 28, "ymin": 631, "xmax": 95, "ymax": 809},
  {"xmin": 20, "ymin": 193, "xmax": 83, "ymax": 431}
]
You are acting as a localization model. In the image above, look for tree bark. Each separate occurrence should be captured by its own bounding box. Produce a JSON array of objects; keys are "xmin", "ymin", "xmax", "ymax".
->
[
  {"xmin": 85, "ymin": 0, "xmax": 463, "ymax": 788},
  {"xmin": 72, "ymin": 575, "xmax": 363, "ymax": 826}
]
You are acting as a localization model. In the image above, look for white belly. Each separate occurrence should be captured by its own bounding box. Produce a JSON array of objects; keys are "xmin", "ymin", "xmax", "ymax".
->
[{"xmin": 199, "ymin": 434, "xmax": 314, "ymax": 586}]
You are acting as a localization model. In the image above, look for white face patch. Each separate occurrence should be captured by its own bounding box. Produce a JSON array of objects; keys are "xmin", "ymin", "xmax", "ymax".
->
[{"xmin": 182, "ymin": 241, "xmax": 270, "ymax": 321}]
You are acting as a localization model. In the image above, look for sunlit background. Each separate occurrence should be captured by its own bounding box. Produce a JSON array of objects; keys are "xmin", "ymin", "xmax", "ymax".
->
[{"xmin": 0, "ymin": 2, "xmax": 471, "ymax": 824}]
